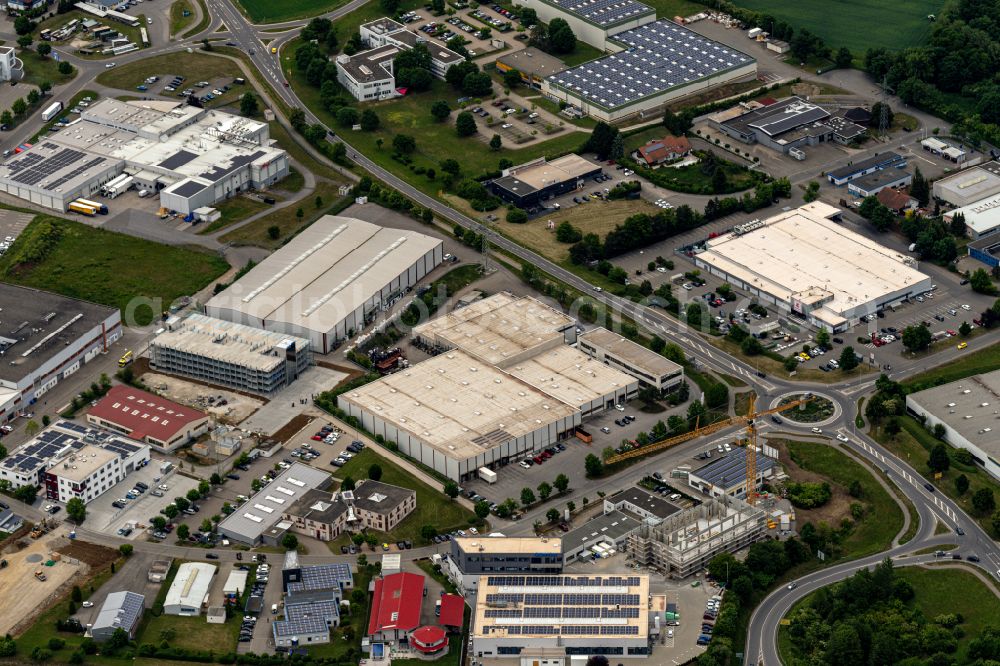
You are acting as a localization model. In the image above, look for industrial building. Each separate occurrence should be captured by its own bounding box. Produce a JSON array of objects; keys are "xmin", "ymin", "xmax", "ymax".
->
[
  {"xmin": 149, "ymin": 314, "xmax": 312, "ymax": 395},
  {"xmin": 487, "ymin": 155, "xmax": 602, "ymax": 209},
  {"xmin": 0, "ymin": 421, "xmax": 150, "ymax": 502},
  {"xmin": 561, "ymin": 510, "xmax": 642, "ymax": 563},
  {"xmin": 0, "ymin": 46, "xmax": 23, "ymax": 83},
  {"xmin": 944, "ymin": 194, "xmax": 1000, "ymax": 240},
  {"xmin": 495, "ymin": 49, "xmax": 568, "ymax": 88},
  {"xmin": 86, "ymin": 385, "xmax": 210, "ymax": 453},
  {"xmin": 91, "ymin": 591, "xmax": 144, "ymax": 642},
  {"xmin": 282, "ymin": 553, "xmax": 353, "ymax": 594},
  {"xmin": 206, "ymin": 216, "xmax": 443, "ymax": 353},
  {"xmin": 340, "ymin": 349, "xmax": 581, "ymax": 481},
  {"xmin": 446, "ymin": 537, "xmax": 563, "ymax": 593},
  {"xmin": 0, "ymin": 99, "xmax": 288, "ymax": 214},
  {"xmin": 906, "ymin": 369, "xmax": 1000, "ymax": 482},
  {"xmin": 826, "ymin": 151, "xmax": 906, "ymax": 187},
  {"xmin": 713, "ymin": 97, "xmax": 867, "ymax": 155},
  {"xmin": 217, "ymin": 463, "xmax": 332, "ymax": 545},
  {"xmin": 846, "ymin": 167, "xmax": 912, "ymax": 198},
  {"xmin": 968, "ymin": 235, "xmax": 1000, "ymax": 269},
  {"xmin": 164, "ymin": 562, "xmax": 217, "ymax": 615},
  {"xmin": 283, "ymin": 489, "xmax": 350, "ymax": 541},
  {"xmin": 921, "ymin": 137, "xmax": 968, "ymax": 163},
  {"xmin": 0, "ymin": 284, "xmax": 122, "ymax": 424},
  {"xmin": 336, "ymin": 18, "xmax": 464, "ymax": 102},
  {"xmin": 603, "ymin": 487, "xmax": 681, "ymax": 524},
  {"xmin": 367, "ymin": 572, "xmax": 426, "ymax": 643},
  {"xmin": 520, "ymin": 0, "xmax": 655, "ymax": 50},
  {"xmin": 694, "ymin": 202, "xmax": 933, "ymax": 331},
  {"xmin": 471, "ymin": 574, "xmax": 651, "ymax": 660},
  {"xmin": 544, "ymin": 20, "xmax": 756, "ymax": 123},
  {"xmin": 579, "ymin": 327, "xmax": 684, "ymax": 391},
  {"xmin": 271, "ymin": 554, "xmax": 351, "ymax": 649},
  {"xmin": 687, "ymin": 448, "xmax": 778, "ymax": 498},
  {"xmin": 413, "ymin": 292, "xmax": 577, "ymax": 366},
  {"xmin": 932, "ymin": 161, "xmax": 1000, "ymax": 207},
  {"xmin": 628, "ymin": 496, "xmax": 767, "ymax": 577}
]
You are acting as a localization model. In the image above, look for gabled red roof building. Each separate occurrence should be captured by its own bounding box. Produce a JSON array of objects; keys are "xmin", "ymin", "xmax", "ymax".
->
[
  {"xmin": 635, "ymin": 135, "xmax": 692, "ymax": 166},
  {"xmin": 87, "ymin": 385, "xmax": 210, "ymax": 453},
  {"xmin": 876, "ymin": 187, "xmax": 916, "ymax": 213},
  {"xmin": 367, "ymin": 572, "xmax": 425, "ymax": 642},
  {"xmin": 437, "ymin": 594, "xmax": 464, "ymax": 629}
]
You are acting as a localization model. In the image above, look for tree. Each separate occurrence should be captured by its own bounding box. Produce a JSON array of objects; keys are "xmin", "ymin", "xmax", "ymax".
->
[
  {"xmin": 282, "ymin": 533, "xmax": 299, "ymax": 551},
  {"xmin": 928, "ymin": 443, "xmax": 950, "ymax": 473},
  {"xmin": 489, "ymin": 133, "xmax": 502, "ymax": 151},
  {"xmin": 336, "ymin": 107, "xmax": 359, "ymax": 127},
  {"xmin": 106, "ymin": 628, "xmax": 129, "ymax": 651},
  {"xmin": 267, "ymin": 225, "xmax": 281, "ymax": 240},
  {"xmin": 884, "ymin": 418, "xmax": 901, "ymax": 438},
  {"xmin": 506, "ymin": 207, "xmax": 527, "ymax": 223},
  {"xmin": 839, "ymin": 346, "xmax": 859, "ymax": 371},
  {"xmin": 24, "ymin": 419, "xmax": 39, "ymax": 437},
  {"xmin": 66, "ymin": 498, "xmax": 86, "ymax": 524},
  {"xmin": 58, "ymin": 61, "xmax": 73, "ymax": 76},
  {"xmin": 711, "ymin": 167, "xmax": 728, "ymax": 194},
  {"xmin": 210, "ymin": 473, "xmax": 222, "ymax": 486},
  {"xmin": 152, "ymin": 516, "xmax": 166, "ymax": 530},
  {"xmin": 72, "ymin": 586, "xmax": 83, "ymax": 603},
  {"xmin": 239, "ymin": 91, "xmax": 259, "ymax": 117},
  {"xmin": 186, "ymin": 489, "xmax": 201, "ymax": 502},
  {"xmin": 834, "ymin": 46, "xmax": 853, "ymax": 68},
  {"xmin": 803, "ymin": 180, "xmax": 820, "ymax": 202},
  {"xmin": 955, "ymin": 474, "xmax": 969, "ymax": 495},
  {"xmin": 36, "ymin": 43, "xmax": 51, "ymax": 58},
  {"xmin": 430, "ymin": 100, "xmax": 451, "ymax": 122},
  {"xmin": 119, "ymin": 544, "xmax": 133, "ymax": 557},
  {"xmin": 815, "ymin": 327, "xmax": 831, "ymax": 348},
  {"xmin": 585, "ymin": 656, "xmax": 610, "ymax": 666},
  {"xmin": 869, "ymin": 102, "xmax": 893, "ymax": 129},
  {"xmin": 474, "ymin": 500, "xmax": 490, "ymax": 519},
  {"xmin": 584, "ymin": 454, "xmax": 603, "ymax": 477},
  {"xmin": 910, "ymin": 167, "xmax": 929, "ymax": 206},
  {"xmin": 14, "ymin": 484, "xmax": 37, "ymax": 504},
  {"xmin": 455, "ymin": 111, "xmax": 477, "ymax": 137},
  {"xmin": 902, "ymin": 324, "xmax": 933, "ymax": 352},
  {"xmin": 365, "ymin": 464, "xmax": 383, "ymax": 481},
  {"xmin": 420, "ymin": 524, "xmax": 438, "ymax": 541},
  {"xmin": 971, "ymin": 487, "xmax": 997, "ymax": 517},
  {"xmin": 443, "ymin": 480, "xmax": 459, "ymax": 499},
  {"xmin": 662, "ymin": 108, "xmax": 693, "ymax": 135},
  {"xmin": 554, "ymin": 473, "xmax": 569, "ymax": 494},
  {"xmin": 13, "ymin": 16, "xmax": 33, "ymax": 36},
  {"xmin": 163, "ymin": 504, "xmax": 178, "ymax": 519},
  {"xmin": 446, "ymin": 60, "xmax": 478, "ymax": 89},
  {"xmin": 583, "ymin": 122, "xmax": 619, "ymax": 160},
  {"xmin": 546, "ymin": 508, "xmax": 560, "ymax": 522},
  {"xmin": 537, "ymin": 481, "xmax": 552, "ymax": 501},
  {"xmin": 461, "ymin": 71, "xmax": 492, "ymax": 96},
  {"xmin": 547, "ymin": 18, "xmax": 576, "ymax": 54},
  {"xmin": 0, "ymin": 111, "xmax": 11, "ymax": 126},
  {"xmin": 392, "ymin": 134, "xmax": 415, "ymax": 154},
  {"xmin": 177, "ymin": 524, "xmax": 190, "ymax": 540},
  {"xmin": 359, "ymin": 109, "xmax": 380, "ymax": 131},
  {"xmin": 520, "ymin": 487, "xmax": 536, "ymax": 507},
  {"xmin": 970, "ymin": 268, "xmax": 997, "ymax": 295},
  {"xmin": 380, "ymin": 0, "xmax": 400, "ymax": 14},
  {"xmin": 174, "ymin": 497, "xmax": 190, "ymax": 511}
]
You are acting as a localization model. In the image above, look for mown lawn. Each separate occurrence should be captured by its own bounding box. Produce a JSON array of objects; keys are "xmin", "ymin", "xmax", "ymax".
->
[
  {"xmin": 903, "ymin": 341, "xmax": 1000, "ymax": 392},
  {"xmin": 198, "ymin": 196, "xmax": 271, "ymax": 234},
  {"xmin": 234, "ymin": 0, "xmax": 349, "ymax": 22},
  {"xmin": 141, "ymin": 613, "xmax": 239, "ymax": 653},
  {"xmin": 329, "ymin": 448, "xmax": 476, "ymax": 548},
  {"xmin": 96, "ymin": 51, "xmax": 240, "ymax": 90},
  {"xmin": 169, "ymin": 0, "xmax": 195, "ymax": 37},
  {"xmin": 785, "ymin": 439, "xmax": 904, "ymax": 558},
  {"xmin": 0, "ymin": 217, "xmax": 229, "ymax": 326},
  {"xmin": 220, "ymin": 181, "xmax": 349, "ymax": 248},
  {"xmin": 19, "ymin": 51, "xmax": 76, "ymax": 88}
]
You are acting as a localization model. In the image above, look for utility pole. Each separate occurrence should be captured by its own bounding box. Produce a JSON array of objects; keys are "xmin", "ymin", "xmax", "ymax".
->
[{"xmin": 480, "ymin": 222, "xmax": 492, "ymax": 274}]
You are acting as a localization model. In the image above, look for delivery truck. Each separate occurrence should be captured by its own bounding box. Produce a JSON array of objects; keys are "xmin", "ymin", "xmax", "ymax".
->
[
  {"xmin": 478, "ymin": 467, "xmax": 497, "ymax": 484},
  {"xmin": 41, "ymin": 101, "xmax": 63, "ymax": 122}
]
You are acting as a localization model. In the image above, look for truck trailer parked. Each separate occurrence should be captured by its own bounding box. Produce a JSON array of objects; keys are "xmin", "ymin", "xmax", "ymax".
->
[
  {"xmin": 478, "ymin": 467, "xmax": 497, "ymax": 484},
  {"xmin": 41, "ymin": 102, "xmax": 63, "ymax": 122}
]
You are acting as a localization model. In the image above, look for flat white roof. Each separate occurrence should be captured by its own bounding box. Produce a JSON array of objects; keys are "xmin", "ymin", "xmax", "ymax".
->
[
  {"xmin": 206, "ymin": 216, "xmax": 441, "ymax": 335},
  {"xmin": 152, "ymin": 313, "xmax": 310, "ymax": 371},
  {"xmin": 455, "ymin": 536, "xmax": 562, "ymax": 554},
  {"xmin": 412, "ymin": 293, "xmax": 574, "ymax": 366},
  {"xmin": 907, "ymin": 369, "xmax": 1000, "ymax": 458},
  {"xmin": 697, "ymin": 202, "xmax": 930, "ymax": 316},
  {"xmin": 505, "ymin": 345, "xmax": 636, "ymax": 408},
  {"xmin": 339, "ymin": 349, "xmax": 579, "ymax": 461},
  {"xmin": 579, "ymin": 327, "xmax": 683, "ymax": 377},
  {"xmin": 164, "ymin": 562, "xmax": 216, "ymax": 610},
  {"xmin": 947, "ymin": 194, "xmax": 1000, "ymax": 234},
  {"xmin": 934, "ymin": 162, "xmax": 1000, "ymax": 203}
]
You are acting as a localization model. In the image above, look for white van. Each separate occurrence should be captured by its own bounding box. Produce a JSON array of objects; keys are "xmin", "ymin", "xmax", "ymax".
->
[{"xmin": 271, "ymin": 603, "xmax": 278, "ymax": 614}]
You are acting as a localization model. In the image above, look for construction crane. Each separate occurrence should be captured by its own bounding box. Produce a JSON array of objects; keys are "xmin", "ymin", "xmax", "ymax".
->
[{"xmin": 603, "ymin": 395, "xmax": 814, "ymax": 500}]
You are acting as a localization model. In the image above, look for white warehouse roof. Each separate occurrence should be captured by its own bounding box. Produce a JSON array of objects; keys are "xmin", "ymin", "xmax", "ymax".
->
[{"xmin": 164, "ymin": 562, "xmax": 217, "ymax": 614}]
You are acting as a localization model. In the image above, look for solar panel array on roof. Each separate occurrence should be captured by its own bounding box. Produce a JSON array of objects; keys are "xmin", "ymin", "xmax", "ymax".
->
[
  {"xmin": 6, "ymin": 147, "xmax": 91, "ymax": 186},
  {"xmin": 748, "ymin": 104, "xmax": 829, "ymax": 136},
  {"xmin": 0, "ymin": 420, "xmax": 143, "ymax": 477},
  {"xmin": 273, "ymin": 599, "xmax": 339, "ymax": 638},
  {"xmin": 549, "ymin": 0, "xmax": 653, "ymax": 26},
  {"xmin": 548, "ymin": 19, "xmax": 753, "ymax": 110},
  {"xmin": 486, "ymin": 575, "xmax": 641, "ymax": 586},
  {"xmin": 286, "ymin": 563, "xmax": 353, "ymax": 594},
  {"xmin": 692, "ymin": 447, "xmax": 776, "ymax": 488}
]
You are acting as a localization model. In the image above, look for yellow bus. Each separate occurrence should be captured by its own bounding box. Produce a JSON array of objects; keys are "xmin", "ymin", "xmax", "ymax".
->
[{"xmin": 118, "ymin": 350, "xmax": 133, "ymax": 368}]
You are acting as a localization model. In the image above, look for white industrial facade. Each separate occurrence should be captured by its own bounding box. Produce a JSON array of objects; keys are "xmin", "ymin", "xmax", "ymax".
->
[
  {"xmin": 206, "ymin": 216, "xmax": 443, "ymax": 353},
  {"xmin": 578, "ymin": 327, "xmax": 684, "ymax": 391},
  {"xmin": 518, "ymin": 0, "xmax": 656, "ymax": 50},
  {"xmin": 164, "ymin": 562, "xmax": 217, "ymax": 615},
  {"xmin": 906, "ymin": 369, "xmax": 1000, "ymax": 482},
  {"xmin": 694, "ymin": 202, "xmax": 933, "ymax": 331},
  {"xmin": 932, "ymin": 161, "xmax": 1000, "ymax": 207},
  {"xmin": 0, "ymin": 99, "xmax": 288, "ymax": 214}
]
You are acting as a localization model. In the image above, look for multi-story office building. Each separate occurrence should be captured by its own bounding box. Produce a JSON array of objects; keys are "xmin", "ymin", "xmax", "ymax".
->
[
  {"xmin": 149, "ymin": 313, "xmax": 312, "ymax": 396},
  {"xmin": 578, "ymin": 327, "xmax": 684, "ymax": 391},
  {"xmin": 447, "ymin": 537, "xmax": 563, "ymax": 593}
]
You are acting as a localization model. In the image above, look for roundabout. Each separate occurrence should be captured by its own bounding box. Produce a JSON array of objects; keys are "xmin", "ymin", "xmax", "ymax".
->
[{"xmin": 770, "ymin": 392, "xmax": 841, "ymax": 428}]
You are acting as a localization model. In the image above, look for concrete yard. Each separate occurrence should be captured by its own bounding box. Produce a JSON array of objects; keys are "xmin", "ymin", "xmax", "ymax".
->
[
  {"xmin": 89, "ymin": 465, "xmax": 201, "ymax": 539},
  {"xmin": 0, "ymin": 529, "xmax": 86, "ymax": 636},
  {"xmin": 143, "ymin": 372, "xmax": 265, "ymax": 424},
  {"xmin": 237, "ymin": 365, "xmax": 347, "ymax": 436}
]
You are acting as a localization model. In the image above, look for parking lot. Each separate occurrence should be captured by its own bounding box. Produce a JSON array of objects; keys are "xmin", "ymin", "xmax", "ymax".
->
[
  {"xmin": 90, "ymin": 464, "xmax": 201, "ymax": 538},
  {"xmin": 399, "ymin": 7, "xmax": 506, "ymax": 58},
  {"xmin": 135, "ymin": 73, "xmax": 244, "ymax": 109},
  {"xmin": 464, "ymin": 96, "xmax": 572, "ymax": 148},
  {"xmin": 527, "ymin": 156, "xmax": 645, "ymax": 216},
  {"xmin": 0, "ymin": 209, "xmax": 32, "ymax": 258}
]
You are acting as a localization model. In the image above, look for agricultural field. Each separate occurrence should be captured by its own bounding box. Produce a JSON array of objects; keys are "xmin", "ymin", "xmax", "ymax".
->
[
  {"xmin": 0, "ymin": 217, "xmax": 229, "ymax": 326},
  {"xmin": 733, "ymin": 0, "xmax": 944, "ymax": 53}
]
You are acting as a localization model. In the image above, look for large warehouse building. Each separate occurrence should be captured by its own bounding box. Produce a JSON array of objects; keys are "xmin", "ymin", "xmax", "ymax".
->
[
  {"xmin": 906, "ymin": 369, "xmax": 1000, "ymax": 482},
  {"xmin": 149, "ymin": 313, "xmax": 312, "ymax": 395},
  {"xmin": 0, "ymin": 99, "xmax": 288, "ymax": 214},
  {"xmin": 87, "ymin": 385, "xmax": 210, "ymax": 453},
  {"xmin": 520, "ymin": 0, "xmax": 655, "ymax": 50},
  {"xmin": 0, "ymin": 284, "xmax": 122, "ymax": 423},
  {"xmin": 164, "ymin": 562, "xmax": 216, "ymax": 615},
  {"xmin": 944, "ymin": 194, "xmax": 1000, "ymax": 240},
  {"xmin": 932, "ymin": 161, "xmax": 1000, "ymax": 207},
  {"xmin": 472, "ymin": 574, "xmax": 651, "ymax": 660},
  {"xmin": 207, "ymin": 216, "xmax": 443, "ymax": 353},
  {"xmin": 694, "ymin": 202, "xmax": 933, "ymax": 331},
  {"xmin": 487, "ymin": 155, "xmax": 601, "ymax": 209},
  {"xmin": 543, "ymin": 19, "xmax": 756, "ymax": 123}
]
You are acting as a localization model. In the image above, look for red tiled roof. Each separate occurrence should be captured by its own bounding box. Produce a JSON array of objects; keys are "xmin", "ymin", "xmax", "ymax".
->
[
  {"xmin": 411, "ymin": 625, "xmax": 448, "ymax": 652},
  {"xmin": 88, "ymin": 385, "xmax": 207, "ymax": 443},
  {"xmin": 758, "ymin": 97, "xmax": 779, "ymax": 106},
  {"xmin": 437, "ymin": 594, "xmax": 464, "ymax": 627},
  {"xmin": 877, "ymin": 188, "xmax": 913, "ymax": 211},
  {"xmin": 367, "ymin": 572, "xmax": 425, "ymax": 635},
  {"xmin": 637, "ymin": 135, "xmax": 691, "ymax": 164}
]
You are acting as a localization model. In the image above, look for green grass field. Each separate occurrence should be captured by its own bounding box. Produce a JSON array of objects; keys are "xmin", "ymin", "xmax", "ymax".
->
[
  {"xmin": 733, "ymin": 0, "xmax": 944, "ymax": 53},
  {"xmin": 169, "ymin": 0, "xmax": 195, "ymax": 37},
  {"xmin": 785, "ymin": 439, "xmax": 904, "ymax": 558},
  {"xmin": 181, "ymin": 0, "xmax": 210, "ymax": 38},
  {"xmin": 903, "ymin": 341, "xmax": 1000, "ymax": 391},
  {"xmin": 234, "ymin": 0, "xmax": 349, "ymax": 23},
  {"xmin": 198, "ymin": 196, "xmax": 271, "ymax": 234},
  {"xmin": 0, "ymin": 217, "xmax": 229, "ymax": 326},
  {"xmin": 142, "ymin": 614, "xmax": 239, "ymax": 653},
  {"xmin": 96, "ymin": 51, "xmax": 240, "ymax": 90},
  {"xmin": 18, "ymin": 51, "xmax": 76, "ymax": 89},
  {"xmin": 329, "ymin": 448, "xmax": 476, "ymax": 548}
]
